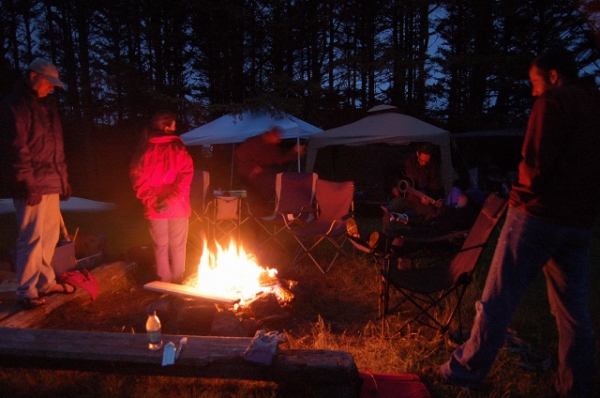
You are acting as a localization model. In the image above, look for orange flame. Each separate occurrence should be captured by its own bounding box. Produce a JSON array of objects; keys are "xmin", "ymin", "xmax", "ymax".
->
[{"xmin": 195, "ymin": 239, "xmax": 277, "ymax": 304}]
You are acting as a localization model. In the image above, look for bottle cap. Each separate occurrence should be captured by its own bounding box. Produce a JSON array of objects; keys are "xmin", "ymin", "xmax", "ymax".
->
[{"xmin": 147, "ymin": 306, "xmax": 156, "ymax": 316}]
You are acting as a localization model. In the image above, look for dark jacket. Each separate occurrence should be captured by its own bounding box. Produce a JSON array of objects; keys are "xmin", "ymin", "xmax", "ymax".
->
[
  {"xmin": 510, "ymin": 77, "xmax": 600, "ymax": 228},
  {"xmin": 0, "ymin": 81, "xmax": 68, "ymax": 198},
  {"xmin": 235, "ymin": 133, "xmax": 297, "ymax": 179},
  {"xmin": 404, "ymin": 153, "xmax": 445, "ymax": 200}
]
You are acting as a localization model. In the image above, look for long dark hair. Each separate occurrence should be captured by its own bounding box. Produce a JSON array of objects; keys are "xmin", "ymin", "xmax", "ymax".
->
[
  {"xmin": 143, "ymin": 110, "xmax": 177, "ymax": 140},
  {"xmin": 131, "ymin": 111, "xmax": 177, "ymax": 170}
]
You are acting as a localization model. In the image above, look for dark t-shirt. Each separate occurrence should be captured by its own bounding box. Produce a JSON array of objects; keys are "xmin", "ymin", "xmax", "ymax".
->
[{"xmin": 510, "ymin": 78, "xmax": 600, "ymax": 228}]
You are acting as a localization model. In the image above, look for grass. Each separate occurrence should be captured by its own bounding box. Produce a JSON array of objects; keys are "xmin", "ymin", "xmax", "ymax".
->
[{"xmin": 1, "ymin": 204, "xmax": 599, "ymax": 397}]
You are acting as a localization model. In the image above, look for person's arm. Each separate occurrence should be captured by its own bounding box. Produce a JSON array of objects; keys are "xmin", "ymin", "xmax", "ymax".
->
[
  {"xmin": 271, "ymin": 144, "xmax": 305, "ymax": 165},
  {"xmin": 130, "ymin": 151, "xmax": 158, "ymax": 209},
  {"xmin": 516, "ymin": 94, "xmax": 565, "ymax": 200},
  {"xmin": 167, "ymin": 144, "xmax": 194, "ymax": 203},
  {"xmin": 7, "ymin": 101, "xmax": 41, "ymax": 204}
]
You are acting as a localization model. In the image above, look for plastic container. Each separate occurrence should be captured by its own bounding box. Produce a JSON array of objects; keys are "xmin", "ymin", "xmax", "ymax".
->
[{"xmin": 146, "ymin": 308, "xmax": 162, "ymax": 350}]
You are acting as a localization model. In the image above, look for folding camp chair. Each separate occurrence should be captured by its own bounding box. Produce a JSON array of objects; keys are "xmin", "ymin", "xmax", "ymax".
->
[
  {"xmin": 205, "ymin": 193, "xmax": 249, "ymax": 247},
  {"xmin": 187, "ymin": 170, "xmax": 210, "ymax": 253},
  {"xmin": 254, "ymin": 172, "xmax": 318, "ymax": 253},
  {"xmin": 189, "ymin": 170, "xmax": 210, "ymax": 223},
  {"xmin": 284, "ymin": 179, "xmax": 354, "ymax": 273},
  {"xmin": 378, "ymin": 193, "xmax": 507, "ymax": 333}
]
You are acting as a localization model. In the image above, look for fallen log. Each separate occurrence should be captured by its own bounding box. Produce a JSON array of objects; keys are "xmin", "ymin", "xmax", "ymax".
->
[
  {"xmin": 0, "ymin": 261, "xmax": 136, "ymax": 329},
  {"xmin": 0, "ymin": 327, "xmax": 362, "ymax": 398}
]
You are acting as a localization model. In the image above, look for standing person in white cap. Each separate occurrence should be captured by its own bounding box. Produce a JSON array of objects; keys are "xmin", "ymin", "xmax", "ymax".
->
[{"xmin": 0, "ymin": 58, "xmax": 75, "ymax": 309}]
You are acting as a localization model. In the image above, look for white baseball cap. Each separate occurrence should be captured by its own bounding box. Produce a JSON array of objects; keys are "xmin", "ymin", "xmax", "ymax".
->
[{"xmin": 28, "ymin": 58, "xmax": 66, "ymax": 89}]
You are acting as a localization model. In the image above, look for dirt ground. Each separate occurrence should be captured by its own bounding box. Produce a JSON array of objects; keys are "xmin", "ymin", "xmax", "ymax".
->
[{"xmin": 38, "ymin": 248, "xmax": 377, "ymax": 341}]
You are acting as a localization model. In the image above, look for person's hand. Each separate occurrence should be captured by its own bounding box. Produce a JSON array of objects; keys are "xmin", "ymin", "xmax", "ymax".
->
[
  {"xmin": 26, "ymin": 185, "xmax": 42, "ymax": 206},
  {"xmin": 433, "ymin": 199, "xmax": 444, "ymax": 208},
  {"xmin": 60, "ymin": 183, "xmax": 72, "ymax": 201},
  {"xmin": 249, "ymin": 166, "xmax": 262, "ymax": 179},
  {"xmin": 420, "ymin": 196, "xmax": 432, "ymax": 205},
  {"xmin": 154, "ymin": 199, "xmax": 169, "ymax": 213}
]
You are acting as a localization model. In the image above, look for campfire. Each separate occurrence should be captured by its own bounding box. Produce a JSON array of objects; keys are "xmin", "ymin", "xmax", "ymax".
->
[
  {"xmin": 143, "ymin": 237, "xmax": 296, "ymax": 336},
  {"xmin": 194, "ymin": 239, "xmax": 278, "ymax": 305},
  {"xmin": 144, "ymin": 238, "xmax": 294, "ymax": 310}
]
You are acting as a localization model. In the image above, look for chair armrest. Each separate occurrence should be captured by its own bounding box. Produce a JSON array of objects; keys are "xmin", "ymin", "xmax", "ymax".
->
[
  {"xmin": 341, "ymin": 212, "xmax": 355, "ymax": 221},
  {"xmin": 279, "ymin": 207, "xmax": 317, "ymax": 229},
  {"xmin": 323, "ymin": 212, "xmax": 355, "ymax": 235}
]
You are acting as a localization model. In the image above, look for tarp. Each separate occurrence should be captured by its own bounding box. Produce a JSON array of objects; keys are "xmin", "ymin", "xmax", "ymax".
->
[
  {"xmin": 0, "ymin": 197, "xmax": 117, "ymax": 214},
  {"xmin": 180, "ymin": 110, "xmax": 323, "ymax": 146},
  {"xmin": 305, "ymin": 112, "xmax": 455, "ymax": 195}
]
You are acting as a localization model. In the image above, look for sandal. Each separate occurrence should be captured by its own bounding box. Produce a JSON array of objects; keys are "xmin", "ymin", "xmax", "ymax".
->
[
  {"xmin": 17, "ymin": 297, "xmax": 46, "ymax": 310},
  {"xmin": 44, "ymin": 282, "xmax": 77, "ymax": 296}
]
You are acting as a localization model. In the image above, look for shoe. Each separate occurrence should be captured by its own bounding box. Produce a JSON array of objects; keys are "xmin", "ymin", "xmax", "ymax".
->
[
  {"xmin": 368, "ymin": 231, "xmax": 381, "ymax": 250},
  {"xmin": 17, "ymin": 297, "xmax": 47, "ymax": 310},
  {"xmin": 346, "ymin": 217, "xmax": 361, "ymax": 239},
  {"xmin": 43, "ymin": 282, "xmax": 76, "ymax": 296},
  {"xmin": 390, "ymin": 212, "xmax": 409, "ymax": 224}
]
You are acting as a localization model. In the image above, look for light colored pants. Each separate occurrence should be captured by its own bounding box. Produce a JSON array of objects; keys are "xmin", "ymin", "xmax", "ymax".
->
[
  {"xmin": 14, "ymin": 194, "xmax": 61, "ymax": 299},
  {"xmin": 148, "ymin": 217, "xmax": 189, "ymax": 283}
]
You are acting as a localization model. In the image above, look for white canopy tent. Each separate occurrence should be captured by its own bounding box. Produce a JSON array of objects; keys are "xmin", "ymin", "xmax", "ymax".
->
[
  {"xmin": 305, "ymin": 111, "xmax": 455, "ymax": 195},
  {"xmin": 181, "ymin": 110, "xmax": 323, "ymax": 146},
  {"xmin": 180, "ymin": 110, "xmax": 323, "ymax": 187}
]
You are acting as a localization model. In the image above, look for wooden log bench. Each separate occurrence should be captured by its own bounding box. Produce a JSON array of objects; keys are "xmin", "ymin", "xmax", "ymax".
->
[
  {"xmin": 0, "ymin": 261, "xmax": 135, "ymax": 327},
  {"xmin": 0, "ymin": 327, "xmax": 362, "ymax": 397}
]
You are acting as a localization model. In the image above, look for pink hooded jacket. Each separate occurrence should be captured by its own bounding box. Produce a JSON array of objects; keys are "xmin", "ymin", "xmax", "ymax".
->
[{"xmin": 130, "ymin": 134, "xmax": 194, "ymax": 219}]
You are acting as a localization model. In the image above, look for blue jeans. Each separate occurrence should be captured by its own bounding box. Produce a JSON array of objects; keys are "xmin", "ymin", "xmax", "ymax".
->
[{"xmin": 440, "ymin": 207, "xmax": 594, "ymax": 397}]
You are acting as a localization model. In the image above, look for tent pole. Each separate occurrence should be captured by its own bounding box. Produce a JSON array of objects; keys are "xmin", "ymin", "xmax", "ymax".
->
[
  {"xmin": 230, "ymin": 143, "xmax": 235, "ymax": 189},
  {"xmin": 297, "ymin": 137, "xmax": 300, "ymax": 172}
]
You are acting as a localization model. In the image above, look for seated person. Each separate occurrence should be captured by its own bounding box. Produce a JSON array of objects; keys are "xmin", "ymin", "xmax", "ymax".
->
[
  {"xmin": 386, "ymin": 185, "xmax": 485, "ymax": 234},
  {"xmin": 372, "ymin": 179, "xmax": 486, "ymax": 260},
  {"xmin": 385, "ymin": 142, "xmax": 445, "ymax": 226}
]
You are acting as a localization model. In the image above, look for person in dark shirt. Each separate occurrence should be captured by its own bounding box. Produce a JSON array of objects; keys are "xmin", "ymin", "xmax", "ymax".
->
[
  {"xmin": 384, "ymin": 142, "xmax": 445, "ymax": 226},
  {"xmin": 435, "ymin": 47, "xmax": 600, "ymax": 398},
  {"xmin": 235, "ymin": 127, "xmax": 305, "ymax": 213}
]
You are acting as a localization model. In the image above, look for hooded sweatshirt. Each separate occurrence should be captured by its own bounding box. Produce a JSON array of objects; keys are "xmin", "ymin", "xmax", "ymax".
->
[{"xmin": 130, "ymin": 134, "xmax": 194, "ymax": 219}]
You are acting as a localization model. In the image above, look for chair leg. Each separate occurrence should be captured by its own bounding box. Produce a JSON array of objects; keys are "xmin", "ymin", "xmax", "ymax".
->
[
  {"xmin": 378, "ymin": 277, "xmax": 388, "ymax": 319},
  {"xmin": 256, "ymin": 223, "xmax": 292, "ymax": 254},
  {"xmin": 290, "ymin": 233, "xmax": 350, "ymax": 274},
  {"xmin": 290, "ymin": 235, "xmax": 327, "ymax": 273},
  {"xmin": 378, "ymin": 257, "xmax": 391, "ymax": 319}
]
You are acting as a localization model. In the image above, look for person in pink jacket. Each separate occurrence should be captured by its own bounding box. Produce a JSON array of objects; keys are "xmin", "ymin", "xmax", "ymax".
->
[{"xmin": 130, "ymin": 111, "xmax": 194, "ymax": 284}]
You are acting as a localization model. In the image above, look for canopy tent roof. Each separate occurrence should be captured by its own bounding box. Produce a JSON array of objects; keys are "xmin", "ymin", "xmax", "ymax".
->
[
  {"xmin": 180, "ymin": 110, "xmax": 323, "ymax": 146},
  {"xmin": 305, "ymin": 112, "xmax": 455, "ymax": 195}
]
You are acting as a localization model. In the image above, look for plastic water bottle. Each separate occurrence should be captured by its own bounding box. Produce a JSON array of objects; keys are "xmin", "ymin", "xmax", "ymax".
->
[{"xmin": 146, "ymin": 308, "xmax": 162, "ymax": 350}]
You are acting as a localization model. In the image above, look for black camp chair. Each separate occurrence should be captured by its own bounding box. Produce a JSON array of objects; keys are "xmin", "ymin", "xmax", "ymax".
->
[{"xmin": 379, "ymin": 193, "xmax": 507, "ymax": 333}]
